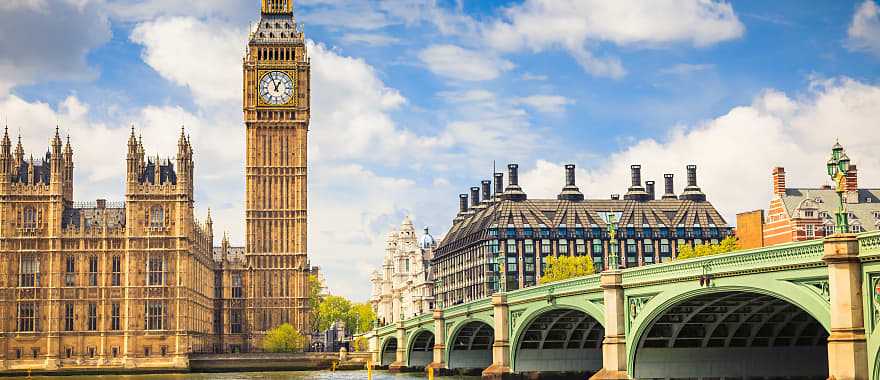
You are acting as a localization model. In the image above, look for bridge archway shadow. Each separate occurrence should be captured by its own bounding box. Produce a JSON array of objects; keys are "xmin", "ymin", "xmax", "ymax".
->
[
  {"xmin": 380, "ymin": 337, "xmax": 397, "ymax": 367},
  {"xmin": 407, "ymin": 330, "xmax": 434, "ymax": 369},
  {"xmin": 447, "ymin": 320, "xmax": 493, "ymax": 374},
  {"xmin": 513, "ymin": 307, "xmax": 604, "ymax": 376},
  {"xmin": 633, "ymin": 290, "xmax": 829, "ymax": 379}
]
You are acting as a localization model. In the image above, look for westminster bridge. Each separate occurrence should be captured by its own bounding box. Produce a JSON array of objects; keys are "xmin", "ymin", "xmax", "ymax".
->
[{"xmin": 366, "ymin": 233, "xmax": 880, "ymax": 379}]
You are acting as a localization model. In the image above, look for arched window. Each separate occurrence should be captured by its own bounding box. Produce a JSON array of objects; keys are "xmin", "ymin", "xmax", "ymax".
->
[
  {"xmin": 22, "ymin": 207, "xmax": 37, "ymax": 229},
  {"xmin": 150, "ymin": 206, "xmax": 164, "ymax": 228},
  {"xmin": 275, "ymin": 23, "xmax": 281, "ymax": 28}
]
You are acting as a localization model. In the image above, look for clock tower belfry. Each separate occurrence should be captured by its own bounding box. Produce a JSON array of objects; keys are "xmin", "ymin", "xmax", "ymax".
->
[{"xmin": 243, "ymin": 0, "xmax": 311, "ymax": 345}]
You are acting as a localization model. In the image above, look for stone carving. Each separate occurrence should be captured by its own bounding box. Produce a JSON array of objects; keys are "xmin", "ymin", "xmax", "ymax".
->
[
  {"xmin": 791, "ymin": 278, "xmax": 831, "ymax": 304},
  {"xmin": 628, "ymin": 294, "xmax": 655, "ymax": 323}
]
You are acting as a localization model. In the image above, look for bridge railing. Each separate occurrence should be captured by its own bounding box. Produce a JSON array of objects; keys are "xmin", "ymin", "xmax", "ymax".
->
[
  {"xmin": 621, "ymin": 237, "xmax": 825, "ymax": 286},
  {"xmin": 858, "ymin": 230, "xmax": 880, "ymax": 257},
  {"xmin": 506, "ymin": 273, "xmax": 601, "ymax": 305}
]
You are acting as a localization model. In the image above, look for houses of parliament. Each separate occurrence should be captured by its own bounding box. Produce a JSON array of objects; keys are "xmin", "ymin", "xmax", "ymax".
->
[{"xmin": 0, "ymin": 0, "xmax": 311, "ymax": 371}]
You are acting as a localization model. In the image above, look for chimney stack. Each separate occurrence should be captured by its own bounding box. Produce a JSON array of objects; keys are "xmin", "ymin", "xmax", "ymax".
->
[
  {"xmin": 470, "ymin": 187, "xmax": 480, "ymax": 207},
  {"xmin": 458, "ymin": 194, "xmax": 468, "ymax": 213},
  {"xmin": 772, "ymin": 167, "xmax": 786, "ymax": 197},
  {"xmin": 679, "ymin": 165, "xmax": 706, "ymax": 202},
  {"xmin": 662, "ymin": 174, "xmax": 677, "ymax": 199},
  {"xmin": 845, "ymin": 165, "xmax": 859, "ymax": 204},
  {"xmin": 481, "ymin": 180, "xmax": 491, "ymax": 204},
  {"xmin": 493, "ymin": 172, "xmax": 504, "ymax": 200},
  {"xmin": 624, "ymin": 164, "xmax": 650, "ymax": 201},
  {"xmin": 646, "ymin": 181, "xmax": 655, "ymax": 201},
  {"xmin": 557, "ymin": 164, "xmax": 584, "ymax": 201},
  {"xmin": 501, "ymin": 163, "xmax": 527, "ymax": 201},
  {"xmin": 611, "ymin": 194, "xmax": 620, "ymax": 200}
]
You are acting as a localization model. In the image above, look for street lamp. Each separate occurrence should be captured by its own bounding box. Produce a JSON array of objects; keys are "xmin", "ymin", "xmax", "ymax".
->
[
  {"xmin": 607, "ymin": 213, "xmax": 619, "ymax": 271},
  {"xmin": 826, "ymin": 141, "xmax": 851, "ymax": 234}
]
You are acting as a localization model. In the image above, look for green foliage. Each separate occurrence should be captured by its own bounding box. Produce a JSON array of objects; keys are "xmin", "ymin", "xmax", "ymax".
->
[
  {"xmin": 539, "ymin": 255, "xmax": 596, "ymax": 284},
  {"xmin": 308, "ymin": 275, "xmax": 324, "ymax": 332},
  {"xmin": 316, "ymin": 295, "xmax": 377, "ymax": 334},
  {"xmin": 262, "ymin": 323, "xmax": 305, "ymax": 353},
  {"xmin": 317, "ymin": 295, "xmax": 353, "ymax": 332},
  {"xmin": 350, "ymin": 302, "xmax": 376, "ymax": 334},
  {"xmin": 351, "ymin": 336, "xmax": 368, "ymax": 352},
  {"xmin": 676, "ymin": 236, "xmax": 740, "ymax": 260}
]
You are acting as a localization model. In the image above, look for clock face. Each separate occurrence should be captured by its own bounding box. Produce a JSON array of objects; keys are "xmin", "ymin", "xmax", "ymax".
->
[{"xmin": 259, "ymin": 71, "xmax": 294, "ymax": 105}]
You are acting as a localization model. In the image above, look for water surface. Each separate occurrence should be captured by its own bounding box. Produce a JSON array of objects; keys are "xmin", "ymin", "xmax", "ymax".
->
[{"xmin": 27, "ymin": 370, "xmax": 478, "ymax": 380}]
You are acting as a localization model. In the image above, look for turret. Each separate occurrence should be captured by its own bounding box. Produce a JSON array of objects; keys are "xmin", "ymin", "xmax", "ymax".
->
[
  {"xmin": 126, "ymin": 127, "xmax": 140, "ymax": 186},
  {"xmin": 206, "ymin": 208, "xmax": 214, "ymax": 245},
  {"xmin": 62, "ymin": 135, "xmax": 74, "ymax": 201},
  {"xmin": 50, "ymin": 127, "xmax": 63, "ymax": 192},
  {"xmin": 0, "ymin": 127, "xmax": 11, "ymax": 181},
  {"xmin": 14, "ymin": 134, "xmax": 24, "ymax": 168},
  {"xmin": 176, "ymin": 127, "xmax": 194, "ymax": 197}
]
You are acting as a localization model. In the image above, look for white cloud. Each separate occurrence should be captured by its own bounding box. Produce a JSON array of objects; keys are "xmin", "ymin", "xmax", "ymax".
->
[
  {"xmin": 519, "ymin": 78, "xmax": 880, "ymax": 226},
  {"xmin": 0, "ymin": 0, "xmax": 110, "ymax": 93},
  {"xmin": 131, "ymin": 17, "xmax": 246, "ymax": 106},
  {"xmin": 659, "ymin": 63, "xmax": 716, "ymax": 76},
  {"xmin": 341, "ymin": 33, "xmax": 400, "ymax": 46},
  {"xmin": 419, "ymin": 44, "xmax": 514, "ymax": 81},
  {"xmin": 513, "ymin": 95, "xmax": 574, "ymax": 114},
  {"xmin": 484, "ymin": 0, "xmax": 744, "ymax": 78},
  {"xmin": 848, "ymin": 1, "xmax": 880, "ymax": 57}
]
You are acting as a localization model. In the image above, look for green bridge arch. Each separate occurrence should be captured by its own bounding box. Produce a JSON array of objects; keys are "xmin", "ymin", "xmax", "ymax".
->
[{"xmin": 509, "ymin": 299, "xmax": 605, "ymax": 372}]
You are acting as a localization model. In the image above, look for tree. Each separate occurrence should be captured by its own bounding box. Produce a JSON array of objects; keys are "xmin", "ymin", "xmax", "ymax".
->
[
  {"xmin": 308, "ymin": 275, "xmax": 324, "ymax": 332},
  {"xmin": 317, "ymin": 295, "xmax": 353, "ymax": 332},
  {"xmin": 539, "ymin": 255, "xmax": 596, "ymax": 284},
  {"xmin": 351, "ymin": 336, "xmax": 369, "ymax": 352},
  {"xmin": 676, "ymin": 236, "xmax": 740, "ymax": 260},
  {"xmin": 349, "ymin": 302, "xmax": 376, "ymax": 334},
  {"xmin": 263, "ymin": 323, "xmax": 305, "ymax": 353}
]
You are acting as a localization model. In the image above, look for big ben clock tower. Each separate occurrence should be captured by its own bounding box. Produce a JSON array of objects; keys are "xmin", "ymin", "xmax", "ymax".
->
[{"xmin": 243, "ymin": 0, "xmax": 310, "ymax": 345}]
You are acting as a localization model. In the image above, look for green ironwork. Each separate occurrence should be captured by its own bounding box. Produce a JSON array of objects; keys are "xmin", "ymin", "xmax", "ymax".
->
[
  {"xmin": 369, "ymin": 232, "xmax": 880, "ymax": 378},
  {"xmin": 827, "ymin": 140, "xmax": 851, "ymax": 234}
]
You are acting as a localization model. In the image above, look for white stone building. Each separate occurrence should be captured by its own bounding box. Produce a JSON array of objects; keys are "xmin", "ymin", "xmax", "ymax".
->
[{"xmin": 370, "ymin": 216, "xmax": 437, "ymax": 325}]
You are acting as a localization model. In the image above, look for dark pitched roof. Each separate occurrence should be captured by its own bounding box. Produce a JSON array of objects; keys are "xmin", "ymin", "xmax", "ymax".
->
[{"xmin": 435, "ymin": 198, "xmax": 729, "ymax": 258}]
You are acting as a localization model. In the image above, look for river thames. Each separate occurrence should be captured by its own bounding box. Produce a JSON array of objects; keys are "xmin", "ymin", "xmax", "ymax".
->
[{"xmin": 26, "ymin": 371, "xmax": 479, "ymax": 380}]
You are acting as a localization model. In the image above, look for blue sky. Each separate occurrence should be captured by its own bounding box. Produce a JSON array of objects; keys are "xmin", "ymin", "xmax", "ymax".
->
[{"xmin": 1, "ymin": 0, "xmax": 879, "ymax": 300}]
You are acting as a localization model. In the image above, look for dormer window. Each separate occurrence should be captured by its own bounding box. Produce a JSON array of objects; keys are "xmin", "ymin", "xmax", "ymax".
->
[
  {"xmin": 265, "ymin": 22, "xmax": 271, "ymax": 28},
  {"xmin": 149, "ymin": 206, "xmax": 164, "ymax": 228},
  {"xmin": 804, "ymin": 210, "xmax": 815, "ymax": 218},
  {"xmin": 873, "ymin": 211, "xmax": 880, "ymax": 219},
  {"xmin": 285, "ymin": 22, "xmax": 291, "ymax": 29},
  {"xmin": 814, "ymin": 197, "xmax": 823, "ymax": 203},
  {"xmin": 275, "ymin": 22, "xmax": 281, "ymax": 28}
]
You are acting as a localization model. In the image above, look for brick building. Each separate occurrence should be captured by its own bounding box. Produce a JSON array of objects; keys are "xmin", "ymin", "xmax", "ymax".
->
[
  {"xmin": 737, "ymin": 142, "xmax": 880, "ymax": 249},
  {"xmin": 433, "ymin": 163, "xmax": 733, "ymax": 306}
]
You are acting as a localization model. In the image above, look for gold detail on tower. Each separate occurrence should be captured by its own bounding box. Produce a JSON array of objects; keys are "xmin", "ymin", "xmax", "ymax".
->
[{"xmin": 262, "ymin": 0, "xmax": 292, "ymax": 14}]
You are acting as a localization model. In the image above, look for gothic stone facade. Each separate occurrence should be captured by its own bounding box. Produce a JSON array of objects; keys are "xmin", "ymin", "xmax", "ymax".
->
[
  {"xmin": 434, "ymin": 164, "xmax": 733, "ymax": 306},
  {"xmin": 243, "ymin": 0, "xmax": 312, "ymax": 342},
  {"xmin": 0, "ymin": 129, "xmax": 216, "ymax": 371},
  {"xmin": 370, "ymin": 217, "xmax": 436, "ymax": 325}
]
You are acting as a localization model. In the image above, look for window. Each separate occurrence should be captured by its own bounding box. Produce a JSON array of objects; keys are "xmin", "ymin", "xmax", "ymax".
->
[
  {"xmin": 149, "ymin": 205, "xmax": 164, "ymax": 228},
  {"xmin": 626, "ymin": 239, "xmax": 638, "ymax": 265},
  {"xmin": 111, "ymin": 256, "xmax": 121, "ymax": 286},
  {"xmin": 231, "ymin": 310, "xmax": 242, "ymax": 333},
  {"xmin": 824, "ymin": 224, "xmax": 835, "ymax": 236},
  {"xmin": 541, "ymin": 239, "xmax": 551, "ymax": 256},
  {"xmin": 87, "ymin": 347, "xmax": 96, "ymax": 358},
  {"xmin": 804, "ymin": 210, "xmax": 815, "ymax": 218},
  {"xmin": 22, "ymin": 207, "xmax": 37, "ymax": 229},
  {"xmin": 111, "ymin": 347, "xmax": 119, "ymax": 358},
  {"xmin": 145, "ymin": 301, "xmax": 165, "ymax": 330},
  {"xmin": 805, "ymin": 224, "xmax": 815, "ymax": 238},
  {"xmin": 148, "ymin": 256, "xmax": 164, "ymax": 286},
  {"xmin": 88, "ymin": 256, "xmax": 98, "ymax": 287},
  {"xmin": 232, "ymin": 273, "xmax": 243, "ymax": 298},
  {"xmin": 523, "ymin": 239, "xmax": 534, "ymax": 255},
  {"xmin": 111, "ymin": 303, "xmax": 121, "ymax": 331},
  {"xmin": 17, "ymin": 302, "xmax": 37, "ymax": 332},
  {"xmin": 144, "ymin": 347, "xmax": 151, "ymax": 357},
  {"xmin": 64, "ymin": 256, "xmax": 76, "ymax": 287},
  {"xmin": 575, "ymin": 239, "xmax": 586, "ymax": 257},
  {"xmin": 88, "ymin": 303, "xmax": 97, "ymax": 331},
  {"xmin": 558, "ymin": 239, "xmax": 569, "ymax": 256},
  {"xmin": 20, "ymin": 255, "xmax": 39, "ymax": 287},
  {"xmin": 643, "ymin": 240, "xmax": 655, "ymax": 264},
  {"xmin": 64, "ymin": 303, "xmax": 74, "ymax": 331},
  {"xmin": 660, "ymin": 239, "xmax": 672, "ymax": 261}
]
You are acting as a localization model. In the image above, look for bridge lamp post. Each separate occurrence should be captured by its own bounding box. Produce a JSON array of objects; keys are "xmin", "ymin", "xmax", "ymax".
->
[
  {"xmin": 699, "ymin": 263, "xmax": 713, "ymax": 287},
  {"xmin": 607, "ymin": 213, "xmax": 619, "ymax": 271},
  {"xmin": 826, "ymin": 142, "xmax": 851, "ymax": 234},
  {"xmin": 434, "ymin": 278, "xmax": 443, "ymax": 309}
]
